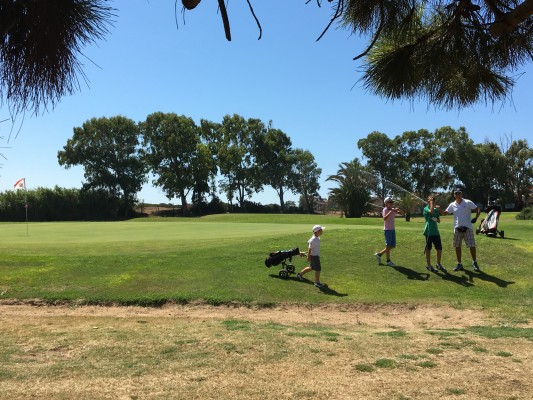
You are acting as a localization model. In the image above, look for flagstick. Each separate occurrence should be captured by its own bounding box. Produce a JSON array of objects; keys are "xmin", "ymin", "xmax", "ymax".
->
[
  {"xmin": 24, "ymin": 180, "xmax": 28, "ymax": 236},
  {"xmin": 14, "ymin": 178, "xmax": 29, "ymax": 236},
  {"xmin": 25, "ymin": 201, "xmax": 29, "ymax": 236}
]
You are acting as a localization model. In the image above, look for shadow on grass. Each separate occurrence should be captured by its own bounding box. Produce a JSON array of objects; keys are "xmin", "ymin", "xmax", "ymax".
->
[
  {"xmin": 389, "ymin": 265, "xmax": 430, "ymax": 281},
  {"xmin": 428, "ymin": 269, "xmax": 475, "ymax": 287},
  {"xmin": 481, "ymin": 236, "xmax": 519, "ymax": 241},
  {"xmin": 268, "ymin": 274, "xmax": 348, "ymax": 297},
  {"xmin": 392, "ymin": 265, "xmax": 477, "ymax": 288},
  {"xmin": 464, "ymin": 270, "xmax": 516, "ymax": 288}
]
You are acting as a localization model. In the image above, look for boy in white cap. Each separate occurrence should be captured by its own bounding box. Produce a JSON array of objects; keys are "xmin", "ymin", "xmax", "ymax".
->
[
  {"xmin": 297, "ymin": 225, "xmax": 326, "ymax": 288},
  {"xmin": 374, "ymin": 197, "xmax": 401, "ymax": 267}
]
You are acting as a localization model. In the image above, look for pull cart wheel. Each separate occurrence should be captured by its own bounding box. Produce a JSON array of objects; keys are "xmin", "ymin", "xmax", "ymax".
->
[{"xmin": 279, "ymin": 270, "xmax": 289, "ymax": 279}]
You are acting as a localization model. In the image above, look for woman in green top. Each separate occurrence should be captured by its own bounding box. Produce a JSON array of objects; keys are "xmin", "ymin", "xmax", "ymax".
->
[{"xmin": 423, "ymin": 196, "xmax": 446, "ymax": 273}]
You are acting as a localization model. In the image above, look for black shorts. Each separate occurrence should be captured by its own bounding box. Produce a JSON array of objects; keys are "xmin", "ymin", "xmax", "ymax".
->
[{"xmin": 425, "ymin": 235, "xmax": 442, "ymax": 251}]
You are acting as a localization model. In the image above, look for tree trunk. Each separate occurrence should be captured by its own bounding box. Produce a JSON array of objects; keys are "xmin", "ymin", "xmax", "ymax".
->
[
  {"xmin": 237, "ymin": 185, "xmax": 245, "ymax": 209},
  {"xmin": 180, "ymin": 192, "xmax": 189, "ymax": 216},
  {"xmin": 123, "ymin": 191, "xmax": 130, "ymax": 219},
  {"xmin": 304, "ymin": 192, "xmax": 313, "ymax": 214},
  {"xmin": 278, "ymin": 187, "xmax": 285, "ymax": 213}
]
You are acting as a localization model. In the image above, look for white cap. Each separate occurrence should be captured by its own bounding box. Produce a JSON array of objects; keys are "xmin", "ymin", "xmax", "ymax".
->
[
  {"xmin": 384, "ymin": 197, "xmax": 394, "ymax": 203},
  {"xmin": 312, "ymin": 225, "xmax": 325, "ymax": 233}
]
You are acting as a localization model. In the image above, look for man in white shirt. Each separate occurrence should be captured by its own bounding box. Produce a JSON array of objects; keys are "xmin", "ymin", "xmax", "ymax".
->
[{"xmin": 441, "ymin": 187, "xmax": 481, "ymax": 272}]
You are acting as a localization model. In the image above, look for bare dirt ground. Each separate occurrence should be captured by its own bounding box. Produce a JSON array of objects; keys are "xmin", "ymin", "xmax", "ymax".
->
[
  {"xmin": 1, "ymin": 303, "xmax": 532, "ymax": 400},
  {"xmin": 0, "ymin": 301, "xmax": 494, "ymax": 326}
]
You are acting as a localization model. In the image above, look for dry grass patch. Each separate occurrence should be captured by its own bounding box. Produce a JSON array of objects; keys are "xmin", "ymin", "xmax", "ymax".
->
[{"xmin": 0, "ymin": 303, "xmax": 532, "ymax": 399}]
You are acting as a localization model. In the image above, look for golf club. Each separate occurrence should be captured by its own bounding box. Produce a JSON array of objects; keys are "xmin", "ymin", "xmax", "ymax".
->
[
  {"xmin": 365, "ymin": 202, "xmax": 384, "ymax": 209},
  {"xmin": 360, "ymin": 170, "xmax": 427, "ymax": 205}
]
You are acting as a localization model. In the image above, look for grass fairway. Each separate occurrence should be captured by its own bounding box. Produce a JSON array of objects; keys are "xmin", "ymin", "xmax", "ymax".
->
[
  {"xmin": 0, "ymin": 213, "xmax": 532, "ymax": 318},
  {"xmin": 1, "ymin": 213, "xmax": 532, "ymax": 399}
]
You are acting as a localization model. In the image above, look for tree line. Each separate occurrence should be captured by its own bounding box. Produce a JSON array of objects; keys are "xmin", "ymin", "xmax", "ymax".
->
[
  {"xmin": 1, "ymin": 115, "xmax": 530, "ymax": 221},
  {"xmin": 329, "ymin": 127, "xmax": 532, "ymax": 217},
  {"xmin": 56, "ymin": 113, "xmax": 322, "ymax": 217},
  {"xmin": 54, "ymin": 113, "xmax": 530, "ymax": 218}
]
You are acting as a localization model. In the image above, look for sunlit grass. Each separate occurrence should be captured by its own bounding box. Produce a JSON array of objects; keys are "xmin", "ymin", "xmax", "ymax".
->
[{"xmin": 0, "ymin": 213, "xmax": 531, "ymax": 318}]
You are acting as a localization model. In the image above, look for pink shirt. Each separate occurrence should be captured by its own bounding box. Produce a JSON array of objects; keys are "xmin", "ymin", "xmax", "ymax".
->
[{"xmin": 382, "ymin": 207, "xmax": 397, "ymax": 230}]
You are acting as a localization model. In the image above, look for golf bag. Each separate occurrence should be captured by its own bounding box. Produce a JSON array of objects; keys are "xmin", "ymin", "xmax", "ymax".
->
[
  {"xmin": 476, "ymin": 205, "xmax": 504, "ymax": 238},
  {"xmin": 264, "ymin": 247, "xmax": 300, "ymax": 279}
]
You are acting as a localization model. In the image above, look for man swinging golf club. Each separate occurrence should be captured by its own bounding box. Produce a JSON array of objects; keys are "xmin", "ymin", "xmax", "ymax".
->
[{"xmin": 442, "ymin": 187, "xmax": 481, "ymax": 272}]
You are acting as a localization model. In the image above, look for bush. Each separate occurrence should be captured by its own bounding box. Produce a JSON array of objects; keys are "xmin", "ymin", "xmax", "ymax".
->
[
  {"xmin": 0, "ymin": 187, "xmax": 124, "ymax": 221},
  {"xmin": 236, "ymin": 201, "xmax": 279, "ymax": 213},
  {"xmin": 516, "ymin": 207, "xmax": 533, "ymax": 220},
  {"xmin": 190, "ymin": 197, "xmax": 227, "ymax": 216}
]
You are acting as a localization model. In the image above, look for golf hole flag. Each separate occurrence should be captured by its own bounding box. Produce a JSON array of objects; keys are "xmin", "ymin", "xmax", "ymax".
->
[{"xmin": 14, "ymin": 178, "xmax": 26, "ymax": 190}]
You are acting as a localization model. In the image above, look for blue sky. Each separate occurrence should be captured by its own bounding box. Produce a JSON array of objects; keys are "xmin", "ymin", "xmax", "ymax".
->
[{"xmin": 1, "ymin": 0, "xmax": 531, "ymax": 205}]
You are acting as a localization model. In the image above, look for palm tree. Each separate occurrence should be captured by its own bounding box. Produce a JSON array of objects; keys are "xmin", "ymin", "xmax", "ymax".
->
[{"xmin": 327, "ymin": 158, "xmax": 371, "ymax": 218}]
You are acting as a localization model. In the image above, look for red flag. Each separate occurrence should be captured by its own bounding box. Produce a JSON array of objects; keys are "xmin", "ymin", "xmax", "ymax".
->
[{"xmin": 14, "ymin": 178, "xmax": 26, "ymax": 190}]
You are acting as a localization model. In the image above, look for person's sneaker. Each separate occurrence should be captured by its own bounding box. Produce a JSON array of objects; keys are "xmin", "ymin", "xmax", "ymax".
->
[
  {"xmin": 436, "ymin": 263, "xmax": 447, "ymax": 273},
  {"xmin": 386, "ymin": 260, "xmax": 396, "ymax": 267},
  {"xmin": 426, "ymin": 265, "xmax": 437, "ymax": 272},
  {"xmin": 472, "ymin": 261, "xmax": 480, "ymax": 272},
  {"xmin": 296, "ymin": 273, "xmax": 303, "ymax": 281},
  {"xmin": 314, "ymin": 282, "xmax": 326, "ymax": 288},
  {"xmin": 453, "ymin": 263, "xmax": 464, "ymax": 272},
  {"xmin": 374, "ymin": 253, "xmax": 382, "ymax": 265}
]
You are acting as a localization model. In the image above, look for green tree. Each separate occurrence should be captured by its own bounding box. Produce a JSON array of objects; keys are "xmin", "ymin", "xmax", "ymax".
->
[
  {"xmin": 202, "ymin": 114, "xmax": 264, "ymax": 209},
  {"xmin": 57, "ymin": 116, "xmax": 147, "ymax": 218},
  {"xmin": 357, "ymin": 131, "xmax": 404, "ymax": 201},
  {"xmin": 327, "ymin": 158, "xmax": 370, "ymax": 218},
  {"xmin": 254, "ymin": 127, "xmax": 297, "ymax": 213},
  {"xmin": 436, "ymin": 127, "xmax": 488, "ymax": 202},
  {"xmin": 477, "ymin": 141, "xmax": 508, "ymax": 203},
  {"xmin": 395, "ymin": 129, "xmax": 447, "ymax": 198},
  {"xmin": 394, "ymin": 192, "xmax": 419, "ymax": 222},
  {"xmin": 502, "ymin": 139, "xmax": 533, "ymax": 208},
  {"xmin": 190, "ymin": 142, "xmax": 217, "ymax": 208},
  {"xmin": 436, "ymin": 126, "xmax": 474, "ymax": 187},
  {"xmin": 436, "ymin": 127, "xmax": 511, "ymax": 204},
  {"xmin": 293, "ymin": 148, "xmax": 322, "ymax": 214},
  {"xmin": 141, "ymin": 112, "xmax": 210, "ymax": 215}
]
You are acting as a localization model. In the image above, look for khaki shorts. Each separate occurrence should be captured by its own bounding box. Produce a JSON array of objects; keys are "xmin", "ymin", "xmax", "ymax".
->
[{"xmin": 453, "ymin": 228, "xmax": 476, "ymax": 248}]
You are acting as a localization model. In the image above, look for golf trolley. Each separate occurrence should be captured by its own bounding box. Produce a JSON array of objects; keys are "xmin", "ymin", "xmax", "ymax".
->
[
  {"xmin": 476, "ymin": 202, "xmax": 504, "ymax": 238},
  {"xmin": 264, "ymin": 247, "xmax": 300, "ymax": 279}
]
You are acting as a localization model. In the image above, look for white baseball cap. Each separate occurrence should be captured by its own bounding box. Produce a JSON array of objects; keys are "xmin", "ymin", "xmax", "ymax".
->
[
  {"xmin": 384, "ymin": 197, "xmax": 394, "ymax": 203},
  {"xmin": 312, "ymin": 225, "xmax": 325, "ymax": 233}
]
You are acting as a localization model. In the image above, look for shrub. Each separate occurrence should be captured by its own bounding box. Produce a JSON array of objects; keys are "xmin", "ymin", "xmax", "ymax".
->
[{"xmin": 516, "ymin": 207, "xmax": 533, "ymax": 220}]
